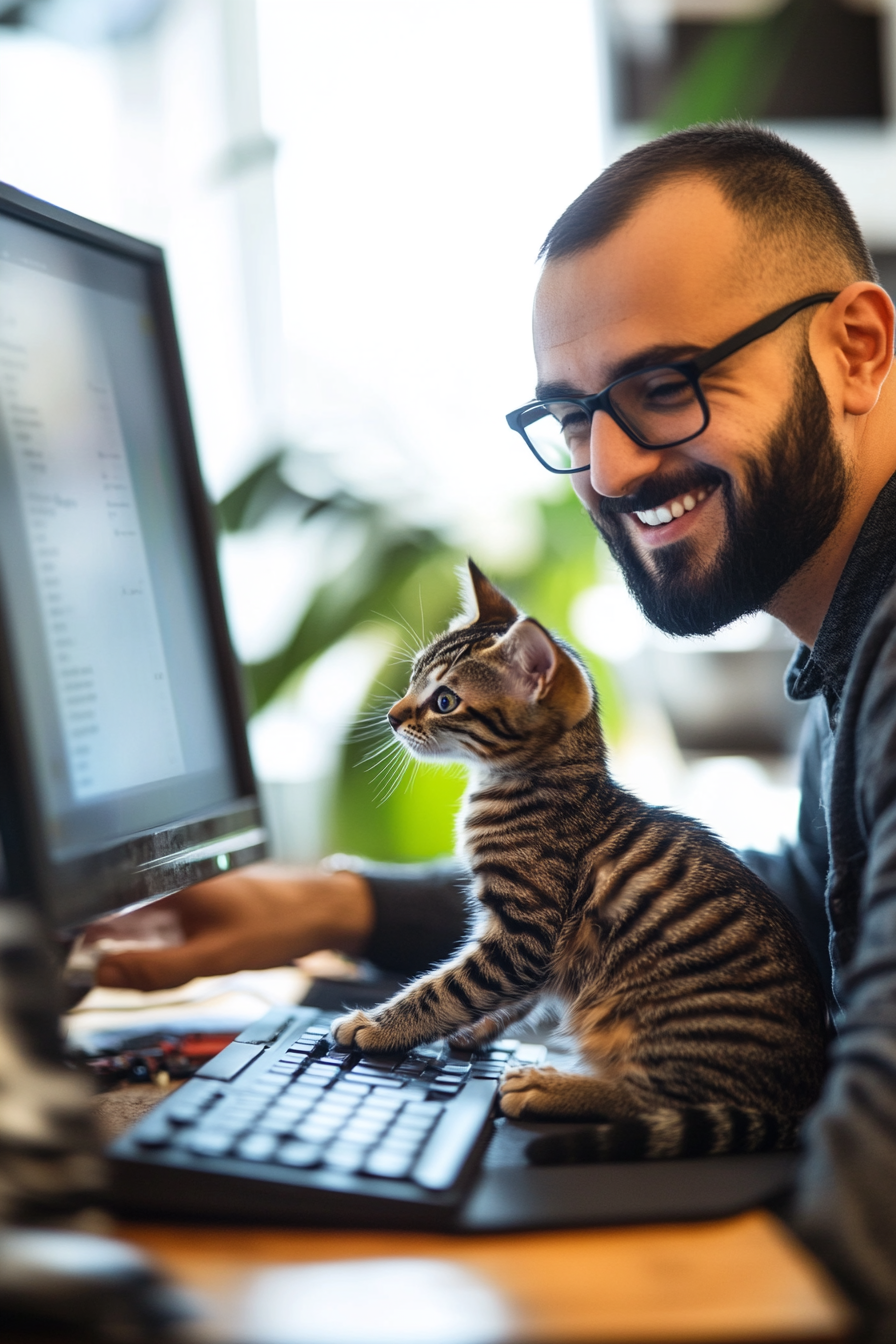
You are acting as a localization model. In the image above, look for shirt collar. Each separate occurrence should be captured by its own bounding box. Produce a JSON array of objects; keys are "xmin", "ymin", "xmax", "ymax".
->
[{"xmin": 787, "ymin": 472, "xmax": 896, "ymax": 707}]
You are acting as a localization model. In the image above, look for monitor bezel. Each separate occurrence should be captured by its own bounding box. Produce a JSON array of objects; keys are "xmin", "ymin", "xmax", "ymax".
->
[{"xmin": 0, "ymin": 180, "xmax": 266, "ymax": 931}]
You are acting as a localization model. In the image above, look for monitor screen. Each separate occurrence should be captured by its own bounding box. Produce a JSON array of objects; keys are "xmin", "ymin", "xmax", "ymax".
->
[{"xmin": 0, "ymin": 185, "xmax": 266, "ymax": 930}]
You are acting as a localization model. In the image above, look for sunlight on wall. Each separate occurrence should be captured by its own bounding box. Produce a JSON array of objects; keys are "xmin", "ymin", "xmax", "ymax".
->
[{"xmin": 257, "ymin": 0, "xmax": 603, "ymax": 567}]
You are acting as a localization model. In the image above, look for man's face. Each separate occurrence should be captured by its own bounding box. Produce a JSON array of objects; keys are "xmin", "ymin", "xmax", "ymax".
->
[{"xmin": 533, "ymin": 178, "xmax": 851, "ymax": 635}]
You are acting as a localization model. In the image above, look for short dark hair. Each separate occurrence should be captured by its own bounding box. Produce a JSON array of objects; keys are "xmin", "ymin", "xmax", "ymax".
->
[{"xmin": 540, "ymin": 122, "xmax": 876, "ymax": 283}]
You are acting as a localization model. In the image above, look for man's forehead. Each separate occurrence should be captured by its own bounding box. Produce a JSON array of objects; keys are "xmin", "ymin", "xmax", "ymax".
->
[{"xmin": 533, "ymin": 177, "xmax": 752, "ymax": 379}]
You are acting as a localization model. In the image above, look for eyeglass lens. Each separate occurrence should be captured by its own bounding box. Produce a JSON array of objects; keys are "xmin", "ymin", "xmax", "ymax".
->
[{"xmin": 527, "ymin": 366, "xmax": 707, "ymax": 470}]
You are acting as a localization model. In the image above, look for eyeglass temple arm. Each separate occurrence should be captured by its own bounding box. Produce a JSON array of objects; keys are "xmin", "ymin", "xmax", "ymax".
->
[{"xmin": 690, "ymin": 292, "xmax": 838, "ymax": 374}]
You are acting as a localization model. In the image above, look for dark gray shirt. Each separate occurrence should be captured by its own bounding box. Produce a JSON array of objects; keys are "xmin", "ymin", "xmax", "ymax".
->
[{"xmin": 364, "ymin": 474, "xmax": 896, "ymax": 1337}]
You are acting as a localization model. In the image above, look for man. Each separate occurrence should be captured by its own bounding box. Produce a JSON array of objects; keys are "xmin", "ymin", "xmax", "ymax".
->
[{"xmin": 96, "ymin": 125, "xmax": 896, "ymax": 1336}]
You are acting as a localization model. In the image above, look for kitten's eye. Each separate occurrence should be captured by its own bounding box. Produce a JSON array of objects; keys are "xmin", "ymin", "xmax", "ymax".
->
[{"xmin": 433, "ymin": 688, "xmax": 460, "ymax": 714}]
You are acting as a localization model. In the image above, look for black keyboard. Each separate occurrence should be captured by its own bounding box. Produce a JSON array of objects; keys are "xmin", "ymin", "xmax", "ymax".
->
[{"xmin": 108, "ymin": 1006, "xmax": 545, "ymax": 1228}]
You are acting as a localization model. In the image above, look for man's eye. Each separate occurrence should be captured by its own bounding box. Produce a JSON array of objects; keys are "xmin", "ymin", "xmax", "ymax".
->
[
  {"xmin": 434, "ymin": 688, "xmax": 460, "ymax": 714},
  {"xmin": 557, "ymin": 408, "xmax": 590, "ymax": 447}
]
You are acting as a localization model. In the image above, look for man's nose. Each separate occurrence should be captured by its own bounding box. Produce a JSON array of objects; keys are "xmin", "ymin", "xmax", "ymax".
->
[
  {"xmin": 587, "ymin": 409, "xmax": 664, "ymax": 500},
  {"xmin": 387, "ymin": 699, "xmax": 412, "ymax": 729}
]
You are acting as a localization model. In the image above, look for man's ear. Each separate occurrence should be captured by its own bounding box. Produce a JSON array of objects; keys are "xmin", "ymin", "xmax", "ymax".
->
[
  {"xmin": 453, "ymin": 559, "xmax": 519, "ymax": 628},
  {"xmin": 814, "ymin": 283, "xmax": 895, "ymax": 417},
  {"xmin": 497, "ymin": 620, "xmax": 593, "ymax": 726}
]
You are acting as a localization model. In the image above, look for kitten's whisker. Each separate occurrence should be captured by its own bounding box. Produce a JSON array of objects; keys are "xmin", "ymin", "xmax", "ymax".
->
[
  {"xmin": 371, "ymin": 608, "xmax": 425, "ymax": 661},
  {"xmin": 362, "ymin": 739, "xmax": 402, "ymax": 765},
  {"xmin": 373, "ymin": 750, "xmax": 412, "ymax": 803}
]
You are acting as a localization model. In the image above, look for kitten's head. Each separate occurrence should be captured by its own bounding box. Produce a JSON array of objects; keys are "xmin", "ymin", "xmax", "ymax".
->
[{"xmin": 387, "ymin": 561, "xmax": 595, "ymax": 769}]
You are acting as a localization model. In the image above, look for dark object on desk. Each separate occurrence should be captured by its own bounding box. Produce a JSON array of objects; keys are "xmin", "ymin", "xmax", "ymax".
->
[
  {"xmin": 0, "ymin": 901, "xmax": 102, "ymax": 1223},
  {"xmin": 461, "ymin": 1118, "xmax": 799, "ymax": 1230},
  {"xmin": 108, "ymin": 1004, "xmax": 799, "ymax": 1232},
  {"xmin": 0, "ymin": 1228, "xmax": 196, "ymax": 1342},
  {"xmin": 78, "ymin": 1030, "xmax": 241, "ymax": 1090},
  {"xmin": 109, "ymin": 1005, "xmax": 524, "ymax": 1229}
]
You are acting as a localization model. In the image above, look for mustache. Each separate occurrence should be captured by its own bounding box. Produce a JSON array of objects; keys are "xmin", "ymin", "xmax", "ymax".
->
[{"xmin": 598, "ymin": 464, "xmax": 727, "ymax": 518}]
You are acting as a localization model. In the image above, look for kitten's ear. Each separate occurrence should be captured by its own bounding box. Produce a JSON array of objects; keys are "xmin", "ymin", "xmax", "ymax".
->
[
  {"xmin": 453, "ymin": 559, "xmax": 519, "ymax": 629},
  {"xmin": 499, "ymin": 620, "xmax": 557, "ymax": 700},
  {"xmin": 499, "ymin": 619, "xmax": 593, "ymax": 726}
]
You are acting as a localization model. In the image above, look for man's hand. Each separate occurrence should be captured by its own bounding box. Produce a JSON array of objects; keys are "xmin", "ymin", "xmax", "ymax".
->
[{"xmin": 93, "ymin": 864, "xmax": 375, "ymax": 991}]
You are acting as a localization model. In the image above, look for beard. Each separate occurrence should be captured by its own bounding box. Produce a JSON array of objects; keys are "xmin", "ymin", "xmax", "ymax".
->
[{"xmin": 590, "ymin": 349, "xmax": 852, "ymax": 637}]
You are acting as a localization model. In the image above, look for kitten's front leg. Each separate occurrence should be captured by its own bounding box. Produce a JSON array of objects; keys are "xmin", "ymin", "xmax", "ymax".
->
[
  {"xmin": 332, "ymin": 966, "xmax": 497, "ymax": 1053},
  {"xmin": 447, "ymin": 995, "xmax": 538, "ymax": 1050},
  {"xmin": 333, "ymin": 928, "xmax": 543, "ymax": 1052}
]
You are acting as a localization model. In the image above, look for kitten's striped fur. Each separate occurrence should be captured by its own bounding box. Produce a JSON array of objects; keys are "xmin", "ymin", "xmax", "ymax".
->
[{"xmin": 334, "ymin": 562, "xmax": 828, "ymax": 1162}]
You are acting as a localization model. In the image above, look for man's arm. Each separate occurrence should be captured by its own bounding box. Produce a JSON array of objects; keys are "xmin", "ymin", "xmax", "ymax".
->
[
  {"xmin": 95, "ymin": 860, "xmax": 469, "ymax": 991},
  {"xmin": 790, "ymin": 615, "xmax": 896, "ymax": 1340}
]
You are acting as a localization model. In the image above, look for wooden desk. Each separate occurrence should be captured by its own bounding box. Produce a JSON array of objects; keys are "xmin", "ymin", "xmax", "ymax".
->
[
  {"xmin": 101, "ymin": 1089, "xmax": 857, "ymax": 1343},
  {"xmin": 117, "ymin": 1211, "xmax": 855, "ymax": 1342}
]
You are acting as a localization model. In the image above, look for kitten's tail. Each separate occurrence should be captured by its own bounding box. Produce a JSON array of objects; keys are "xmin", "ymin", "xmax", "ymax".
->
[{"xmin": 526, "ymin": 1106, "xmax": 802, "ymax": 1165}]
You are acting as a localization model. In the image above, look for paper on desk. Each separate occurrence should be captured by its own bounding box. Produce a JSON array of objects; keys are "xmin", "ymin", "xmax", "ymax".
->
[{"xmin": 64, "ymin": 965, "xmax": 310, "ymax": 1052}]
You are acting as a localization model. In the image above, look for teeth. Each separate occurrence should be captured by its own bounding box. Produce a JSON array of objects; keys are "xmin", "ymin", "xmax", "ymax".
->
[{"xmin": 634, "ymin": 487, "xmax": 711, "ymax": 527}]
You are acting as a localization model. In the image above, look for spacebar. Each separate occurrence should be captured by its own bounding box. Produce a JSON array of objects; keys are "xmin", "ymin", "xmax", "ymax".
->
[{"xmin": 412, "ymin": 1079, "xmax": 497, "ymax": 1191}]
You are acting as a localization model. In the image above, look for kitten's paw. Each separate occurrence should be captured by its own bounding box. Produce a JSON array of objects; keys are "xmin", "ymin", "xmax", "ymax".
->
[
  {"xmin": 498, "ymin": 1065, "xmax": 562, "ymax": 1119},
  {"xmin": 331, "ymin": 1010, "xmax": 417, "ymax": 1053},
  {"xmin": 332, "ymin": 1010, "xmax": 379, "ymax": 1047}
]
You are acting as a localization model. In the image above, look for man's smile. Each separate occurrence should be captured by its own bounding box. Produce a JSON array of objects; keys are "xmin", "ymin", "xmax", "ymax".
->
[{"xmin": 628, "ymin": 483, "xmax": 720, "ymax": 547}]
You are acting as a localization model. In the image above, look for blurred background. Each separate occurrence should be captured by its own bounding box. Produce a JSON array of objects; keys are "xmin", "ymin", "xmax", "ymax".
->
[{"xmin": 1, "ymin": 0, "xmax": 893, "ymax": 867}]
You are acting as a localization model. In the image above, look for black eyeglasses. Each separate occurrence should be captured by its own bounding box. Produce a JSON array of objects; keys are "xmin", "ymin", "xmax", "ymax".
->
[{"xmin": 505, "ymin": 291, "xmax": 839, "ymax": 474}]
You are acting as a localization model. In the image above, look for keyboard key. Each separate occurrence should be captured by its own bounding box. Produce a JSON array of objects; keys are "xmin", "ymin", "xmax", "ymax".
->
[
  {"xmin": 284, "ymin": 1083, "xmax": 325, "ymax": 1103},
  {"xmin": 166, "ymin": 1082, "xmax": 220, "ymax": 1124},
  {"xmin": 320, "ymin": 1050, "xmax": 354, "ymax": 1065},
  {"xmin": 403, "ymin": 1102, "xmax": 445, "ymax": 1119},
  {"xmin": 235, "ymin": 1006, "xmax": 301, "ymax": 1045},
  {"xmin": 429, "ymin": 1085, "xmax": 460, "ymax": 1098},
  {"xmin": 272, "ymin": 1093, "xmax": 317, "ymax": 1112},
  {"xmin": 439, "ymin": 1062, "xmax": 471, "ymax": 1076},
  {"xmin": 324, "ymin": 1142, "xmax": 368, "ymax": 1173},
  {"xmin": 277, "ymin": 1142, "xmax": 324, "ymax": 1168},
  {"xmin": 331, "ymin": 1081, "xmax": 370, "ymax": 1098},
  {"xmin": 358, "ymin": 1055, "xmax": 397, "ymax": 1070},
  {"xmin": 184, "ymin": 1129, "xmax": 235, "ymax": 1157},
  {"xmin": 434, "ymin": 1073, "xmax": 466, "ymax": 1085},
  {"xmin": 135, "ymin": 1115, "xmax": 172, "ymax": 1148},
  {"xmin": 390, "ymin": 1115, "xmax": 434, "ymax": 1136},
  {"xmin": 341, "ymin": 1121, "xmax": 385, "ymax": 1143},
  {"xmin": 296, "ymin": 1121, "xmax": 341, "ymax": 1144},
  {"xmin": 363, "ymin": 1148, "xmax": 415, "ymax": 1179},
  {"xmin": 236, "ymin": 1133, "xmax": 279, "ymax": 1162},
  {"xmin": 357, "ymin": 1094, "xmax": 404, "ymax": 1114},
  {"xmin": 304, "ymin": 1062, "xmax": 341, "ymax": 1077},
  {"xmin": 257, "ymin": 1114, "xmax": 299, "ymax": 1135},
  {"xmin": 313, "ymin": 1103, "xmax": 357, "ymax": 1123},
  {"xmin": 353, "ymin": 1075, "xmax": 405, "ymax": 1089},
  {"xmin": 296, "ymin": 1072, "xmax": 335, "ymax": 1089},
  {"xmin": 196, "ymin": 1042, "xmax": 265, "ymax": 1082}
]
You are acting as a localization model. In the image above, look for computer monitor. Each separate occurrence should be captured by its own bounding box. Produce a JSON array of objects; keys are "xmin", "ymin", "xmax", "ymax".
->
[{"xmin": 0, "ymin": 181, "xmax": 266, "ymax": 932}]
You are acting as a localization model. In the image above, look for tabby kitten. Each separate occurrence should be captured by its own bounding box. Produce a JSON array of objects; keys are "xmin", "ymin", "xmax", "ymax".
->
[{"xmin": 333, "ymin": 562, "xmax": 827, "ymax": 1162}]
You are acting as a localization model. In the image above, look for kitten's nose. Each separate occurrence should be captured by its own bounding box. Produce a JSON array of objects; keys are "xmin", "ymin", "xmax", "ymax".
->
[{"xmin": 387, "ymin": 699, "xmax": 412, "ymax": 729}]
